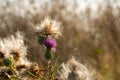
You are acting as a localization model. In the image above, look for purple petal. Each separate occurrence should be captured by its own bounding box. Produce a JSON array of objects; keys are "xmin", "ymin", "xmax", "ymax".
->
[{"xmin": 44, "ymin": 38, "xmax": 57, "ymax": 48}]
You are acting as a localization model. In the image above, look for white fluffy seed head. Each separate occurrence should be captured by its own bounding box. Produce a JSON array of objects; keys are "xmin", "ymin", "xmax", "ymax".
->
[
  {"xmin": 0, "ymin": 32, "xmax": 27, "ymax": 58},
  {"xmin": 34, "ymin": 18, "xmax": 62, "ymax": 38},
  {"xmin": 0, "ymin": 31, "xmax": 32, "ymax": 68},
  {"xmin": 59, "ymin": 56, "xmax": 97, "ymax": 80}
]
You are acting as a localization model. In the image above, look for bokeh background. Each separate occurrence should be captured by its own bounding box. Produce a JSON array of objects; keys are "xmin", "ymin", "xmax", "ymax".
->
[{"xmin": 0, "ymin": 0, "xmax": 120, "ymax": 80}]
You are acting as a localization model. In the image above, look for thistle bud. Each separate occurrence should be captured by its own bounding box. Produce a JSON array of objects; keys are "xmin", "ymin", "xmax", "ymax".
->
[
  {"xmin": 3, "ymin": 58, "xmax": 12, "ymax": 67},
  {"xmin": 45, "ymin": 48, "xmax": 53, "ymax": 60},
  {"xmin": 37, "ymin": 35, "xmax": 45, "ymax": 45}
]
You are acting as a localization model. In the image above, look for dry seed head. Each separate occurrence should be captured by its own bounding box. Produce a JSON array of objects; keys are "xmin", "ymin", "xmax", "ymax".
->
[
  {"xmin": 10, "ymin": 50, "xmax": 21, "ymax": 61},
  {"xmin": 16, "ymin": 64, "xmax": 28, "ymax": 71},
  {"xmin": 59, "ymin": 57, "xmax": 96, "ymax": 80},
  {"xmin": 0, "ymin": 31, "xmax": 27, "ymax": 58},
  {"xmin": 15, "ymin": 57, "xmax": 32, "ymax": 68},
  {"xmin": 30, "ymin": 63, "xmax": 40, "ymax": 75},
  {"xmin": 0, "ymin": 51, "xmax": 5, "ymax": 59},
  {"xmin": 0, "ymin": 39, "xmax": 10, "ymax": 57},
  {"xmin": 35, "ymin": 18, "xmax": 62, "ymax": 38},
  {"xmin": 0, "ymin": 31, "xmax": 32, "ymax": 68},
  {"xmin": 0, "ymin": 51, "xmax": 5, "ymax": 65}
]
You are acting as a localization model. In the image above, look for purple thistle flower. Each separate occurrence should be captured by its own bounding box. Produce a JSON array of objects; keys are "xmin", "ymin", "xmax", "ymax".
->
[{"xmin": 44, "ymin": 38, "xmax": 57, "ymax": 48}]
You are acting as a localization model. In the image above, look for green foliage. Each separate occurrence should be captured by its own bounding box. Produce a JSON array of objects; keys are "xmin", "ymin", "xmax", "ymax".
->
[{"xmin": 96, "ymin": 48, "xmax": 104, "ymax": 54}]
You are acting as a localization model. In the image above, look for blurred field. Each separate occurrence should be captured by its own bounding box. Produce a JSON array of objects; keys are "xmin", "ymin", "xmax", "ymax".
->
[{"xmin": 0, "ymin": 0, "xmax": 120, "ymax": 80}]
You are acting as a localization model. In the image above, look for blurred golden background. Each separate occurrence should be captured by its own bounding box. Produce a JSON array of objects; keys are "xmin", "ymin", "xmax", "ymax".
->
[{"xmin": 0, "ymin": 0, "xmax": 120, "ymax": 80}]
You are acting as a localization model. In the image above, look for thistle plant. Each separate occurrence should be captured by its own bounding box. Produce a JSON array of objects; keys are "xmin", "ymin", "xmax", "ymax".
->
[
  {"xmin": 0, "ymin": 32, "xmax": 32, "ymax": 80},
  {"xmin": 0, "ymin": 17, "xmax": 97, "ymax": 80},
  {"xmin": 34, "ymin": 18, "xmax": 62, "ymax": 60},
  {"xmin": 0, "ymin": 18, "xmax": 62, "ymax": 80},
  {"xmin": 33, "ymin": 18, "xmax": 62, "ymax": 79}
]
